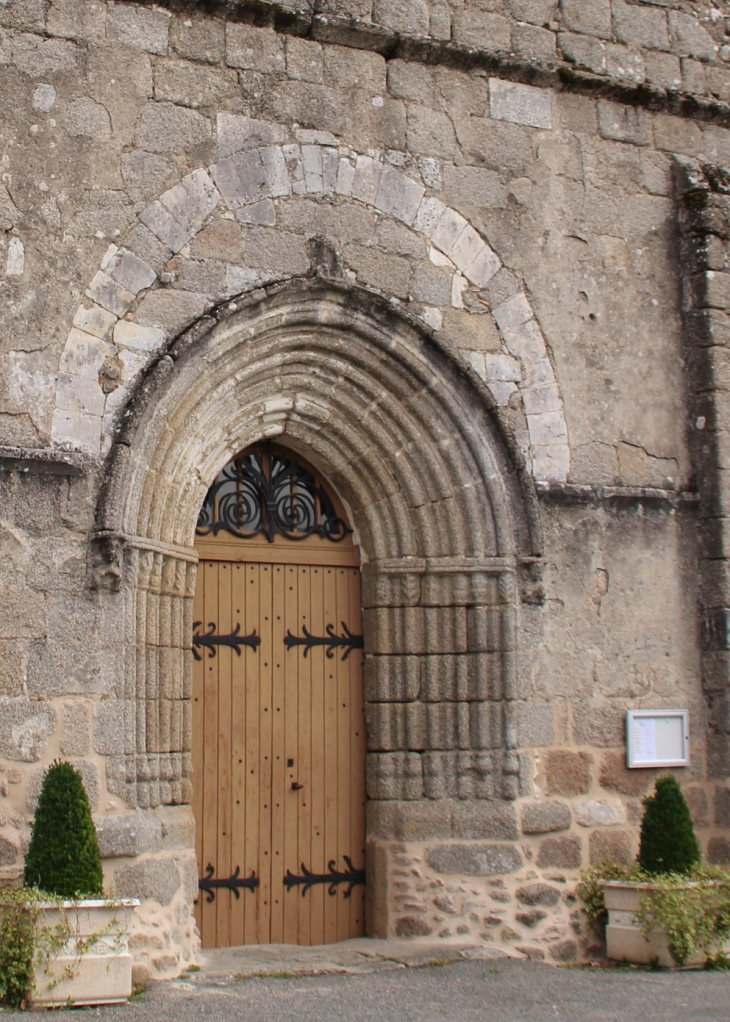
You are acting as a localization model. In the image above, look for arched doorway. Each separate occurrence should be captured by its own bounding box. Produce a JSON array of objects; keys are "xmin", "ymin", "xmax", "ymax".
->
[
  {"xmin": 191, "ymin": 443, "xmax": 366, "ymax": 947},
  {"xmin": 94, "ymin": 282, "xmax": 541, "ymax": 965}
]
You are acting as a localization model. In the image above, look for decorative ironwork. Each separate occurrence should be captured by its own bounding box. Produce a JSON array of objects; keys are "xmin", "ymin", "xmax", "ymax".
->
[
  {"xmin": 198, "ymin": 864, "xmax": 259, "ymax": 902},
  {"xmin": 192, "ymin": 622, "xmax": 261, "ymax": 661},
  {"xmin": 196, "ymin": 447, "xmax": 351, "ymax": 543},
  {"xmin": 284, "ymin": 623, "xmax": 364, "ymax": 661},
  {"xmin": 284, "ymin": 857, "xmax": 365, "ymax": 898}
]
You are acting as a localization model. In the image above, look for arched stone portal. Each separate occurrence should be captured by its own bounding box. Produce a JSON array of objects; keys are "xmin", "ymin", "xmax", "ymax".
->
[{"xmin": 95, "ymin": 279, "xmax": 540, "ymax": 943}]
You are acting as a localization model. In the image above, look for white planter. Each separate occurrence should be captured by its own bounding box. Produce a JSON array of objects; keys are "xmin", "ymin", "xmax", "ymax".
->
[
  {"xmin": 604, "ymin": 881, "xmax": 725, "ymax": 969},
  {"xmin": 29, "ymin": 899, "xmax": 139, "ymax": 1007}
]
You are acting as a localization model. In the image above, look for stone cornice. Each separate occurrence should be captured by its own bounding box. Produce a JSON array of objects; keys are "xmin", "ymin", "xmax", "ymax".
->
[
  {"xmin": 535, "ymin": 480, "xmax": 700, "ymax": 509},
  {"xmin": 0, "ymin": 446, "xmax": 85, "ymax": 476},
  {"xmin": 136, "ymin": 0, "xmax": 730, "ymax": 129}
]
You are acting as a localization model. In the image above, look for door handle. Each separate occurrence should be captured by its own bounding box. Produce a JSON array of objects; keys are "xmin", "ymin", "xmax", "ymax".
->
[{"xmin": 291, "ymin": 782, "xmax": 304, "ymax": 791}]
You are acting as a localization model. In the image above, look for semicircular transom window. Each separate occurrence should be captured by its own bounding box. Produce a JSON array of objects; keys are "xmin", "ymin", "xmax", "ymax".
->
[{"xmin": 196, "ymin": 443, "xmax": 352, "ymax": 545}]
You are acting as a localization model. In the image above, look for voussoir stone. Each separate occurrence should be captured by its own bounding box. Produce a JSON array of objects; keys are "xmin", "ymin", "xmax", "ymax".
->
[{"xmin": 426, "ymin": 842, "xmax": 523, "ymax": 876}]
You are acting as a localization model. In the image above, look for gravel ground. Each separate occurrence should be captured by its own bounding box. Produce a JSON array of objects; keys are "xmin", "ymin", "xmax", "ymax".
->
[{"xmin": 5, "ymin": 959, "xmax": 729, "ymax": 1022}]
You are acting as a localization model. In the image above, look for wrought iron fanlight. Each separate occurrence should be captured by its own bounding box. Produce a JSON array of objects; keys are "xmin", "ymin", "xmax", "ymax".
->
[{"xmin": 196, "ymin": 446, "xmax": 351, "ymax": 543}]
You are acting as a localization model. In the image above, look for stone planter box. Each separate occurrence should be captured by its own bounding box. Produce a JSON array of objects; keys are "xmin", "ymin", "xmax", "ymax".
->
[
  {"xmin": 604, "ymin": 881, "xmax": 725, "ymax": 969},
  {"xmin": 29, "ymin": 899, "xmax": 139, "ymax": 1007}
]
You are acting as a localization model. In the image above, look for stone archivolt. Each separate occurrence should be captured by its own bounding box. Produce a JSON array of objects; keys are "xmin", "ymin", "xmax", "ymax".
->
[
  {"xmin": 52, "ymin": 132, "xmax": 569, "ymax": 484},
  {"xmin": 93, "ymin": 281, "xmax": 539, "ymax": 811},
  {"xmin": 80, "ymin": 268, "xmax": 541, "ymax": 958}
]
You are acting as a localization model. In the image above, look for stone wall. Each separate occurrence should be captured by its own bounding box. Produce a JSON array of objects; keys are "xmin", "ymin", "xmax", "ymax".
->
[
  {"xmin": 83, "ymin": 0, "xmax": 730, "ymax": 110},
  {"xmin": 0, "ymin": 0, "xmax": 729, "ymax": 975}
]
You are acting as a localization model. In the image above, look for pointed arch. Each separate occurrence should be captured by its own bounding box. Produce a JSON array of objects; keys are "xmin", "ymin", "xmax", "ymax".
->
[
  {"xmin": 98, "ymin": 281, "xmax": 537, "ymax": 559},
  {"xmin": 92, "ymin": 280, "xmax": 537, "ymax": 813}
]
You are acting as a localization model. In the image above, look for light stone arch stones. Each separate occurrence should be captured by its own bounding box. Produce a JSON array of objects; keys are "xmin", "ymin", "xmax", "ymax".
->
[
  {"xmin": 52, "ymin": 132, "xmax": 569, "ymax": 483},
  {"xmin": 91, "ymin": 280, "xmax": 541, "ymax": 811}
]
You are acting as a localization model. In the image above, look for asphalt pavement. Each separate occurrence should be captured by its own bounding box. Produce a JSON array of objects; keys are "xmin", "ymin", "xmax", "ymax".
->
[
  {"xmin": 3, "ymin": 940, "xmax": 729, "ymax": 1021},
  {"xmin": 83, "ymin": 959, "xmax": 730, "ymax": 1022}
]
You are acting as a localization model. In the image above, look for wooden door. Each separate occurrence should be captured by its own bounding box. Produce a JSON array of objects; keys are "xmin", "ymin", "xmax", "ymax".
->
[{"xmin": 191, "ymin": 445, "xmax": 366, "ymax": 947}]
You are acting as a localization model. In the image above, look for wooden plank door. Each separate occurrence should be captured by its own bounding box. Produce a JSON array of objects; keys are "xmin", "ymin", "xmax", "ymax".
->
[{"xmin": 192, "ymin": 445, "xmax": 366, "ymax": 948}]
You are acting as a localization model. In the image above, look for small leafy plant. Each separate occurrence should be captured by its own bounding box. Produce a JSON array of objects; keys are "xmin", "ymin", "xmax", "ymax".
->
[
  {"xmin": 638, "ymin": 775, "xmax": 700, "ymax": 875},
  {"xmin": 24, "ymin": 760, "xmax": 103, "ymax": 898},
  {"xmin": 579, "ymin": 775, "xmax": 730, "ymax": 966},
  {"xmin": 0, "ymin": 889, "xmax": 40, "ymax": 1009},
  {"xmin": 578, "ymin": 860, "xmax": 643, "ymax": 926},
  {"xmin": 0, "ymin": 761, "xmax": 118, "ymax": 1009}
]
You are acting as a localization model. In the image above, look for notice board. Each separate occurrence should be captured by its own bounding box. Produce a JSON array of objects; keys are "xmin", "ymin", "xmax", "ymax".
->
[{"xmin": 626, "ymin": 710, "xmax": 690, "ymax": 768}]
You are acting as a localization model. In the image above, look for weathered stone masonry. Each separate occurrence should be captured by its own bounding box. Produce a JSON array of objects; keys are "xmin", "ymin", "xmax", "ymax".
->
[{"xmin": 2, "ymin": 0, "xmax": 730, "ymax": 976}]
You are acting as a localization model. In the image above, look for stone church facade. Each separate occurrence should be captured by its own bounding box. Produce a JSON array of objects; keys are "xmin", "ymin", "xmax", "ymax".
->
[{"xmin": 2, "ymin": 0, "xmax": 730, "ymax": 977}]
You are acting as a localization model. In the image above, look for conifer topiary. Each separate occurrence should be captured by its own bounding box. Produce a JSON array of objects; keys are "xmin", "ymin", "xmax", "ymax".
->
[
  {"xmin": 24, "ymin": 761, "xmax": 103, "ymax": 898},
  {"xmin": 638, "ymin": 774, "xmax": 700, "ymax": 875}
]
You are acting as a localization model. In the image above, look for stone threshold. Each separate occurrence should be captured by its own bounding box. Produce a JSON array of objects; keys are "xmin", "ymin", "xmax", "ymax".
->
[{"xmin": 175, "ymin": 938, "xmax": 511, "ymax": 985}]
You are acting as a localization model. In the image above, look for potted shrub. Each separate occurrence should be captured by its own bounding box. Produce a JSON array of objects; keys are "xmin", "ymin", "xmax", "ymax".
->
[
  {"xmin": 579, "ymin": 775, "xmax": 730, "ymax": 967},
  {"xmin": 0, "ymin": 761, "xmax": 138, "ymax": 1008}
]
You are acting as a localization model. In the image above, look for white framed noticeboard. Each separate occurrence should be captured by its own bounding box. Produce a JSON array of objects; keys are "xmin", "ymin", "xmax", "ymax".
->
[{"xmin": 626, "ymin": 710, "xmax": 690, "ymax": 769}]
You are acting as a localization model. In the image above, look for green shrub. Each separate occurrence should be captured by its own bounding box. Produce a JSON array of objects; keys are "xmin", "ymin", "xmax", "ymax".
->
[
  {"xmin": 578, "ymin": 859, "xmax": 643, "ymax": 924},
  {"xmin": 24, "ymin": 761, "xmax": 103, "ymax": 898},
  {"xmin": 579, "ymin": 777, "xmax": 727, "ymax": 966},
  {"xmin": 579, "ymin": 861, "xmax": 730, "ymax": 966},
  {"xmin": 638, "ymin": 775, "xmax": 700, "ymax": 875},
  {"xmin": 637, "ymin": 865, "xmax": 730, "ymax": 965},
  {"xmin": 0, "ymin": 890, "xmax": 37, "ymax": 1009}
]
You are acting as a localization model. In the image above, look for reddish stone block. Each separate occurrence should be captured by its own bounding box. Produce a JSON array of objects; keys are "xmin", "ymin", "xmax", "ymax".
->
[
  {"xmin": 545, "ymin": 750, "xmax": 592, "ymax": 796},
  {"xmin": 536, "ymin": 835, "xmax": 582, "ymax": 868}
]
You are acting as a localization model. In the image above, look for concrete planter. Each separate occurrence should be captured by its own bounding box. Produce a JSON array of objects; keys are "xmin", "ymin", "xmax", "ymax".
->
[
  {"xmin": 604, "ymin": 881, "xmax": 727, "ymax": 968},
  {"xmin": 29, "ymin": 899, "xmax": 139, "ymax": 1007}
]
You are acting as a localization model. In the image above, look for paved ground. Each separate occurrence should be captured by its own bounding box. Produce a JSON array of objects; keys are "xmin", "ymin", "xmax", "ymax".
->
[
  {"xmin": 196, "ymin": 936, "xmax": 505, "ymax": 978},
  {"xmin": 5, "ymin": 940, "xmax": 730, "ymax": 1020}
]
